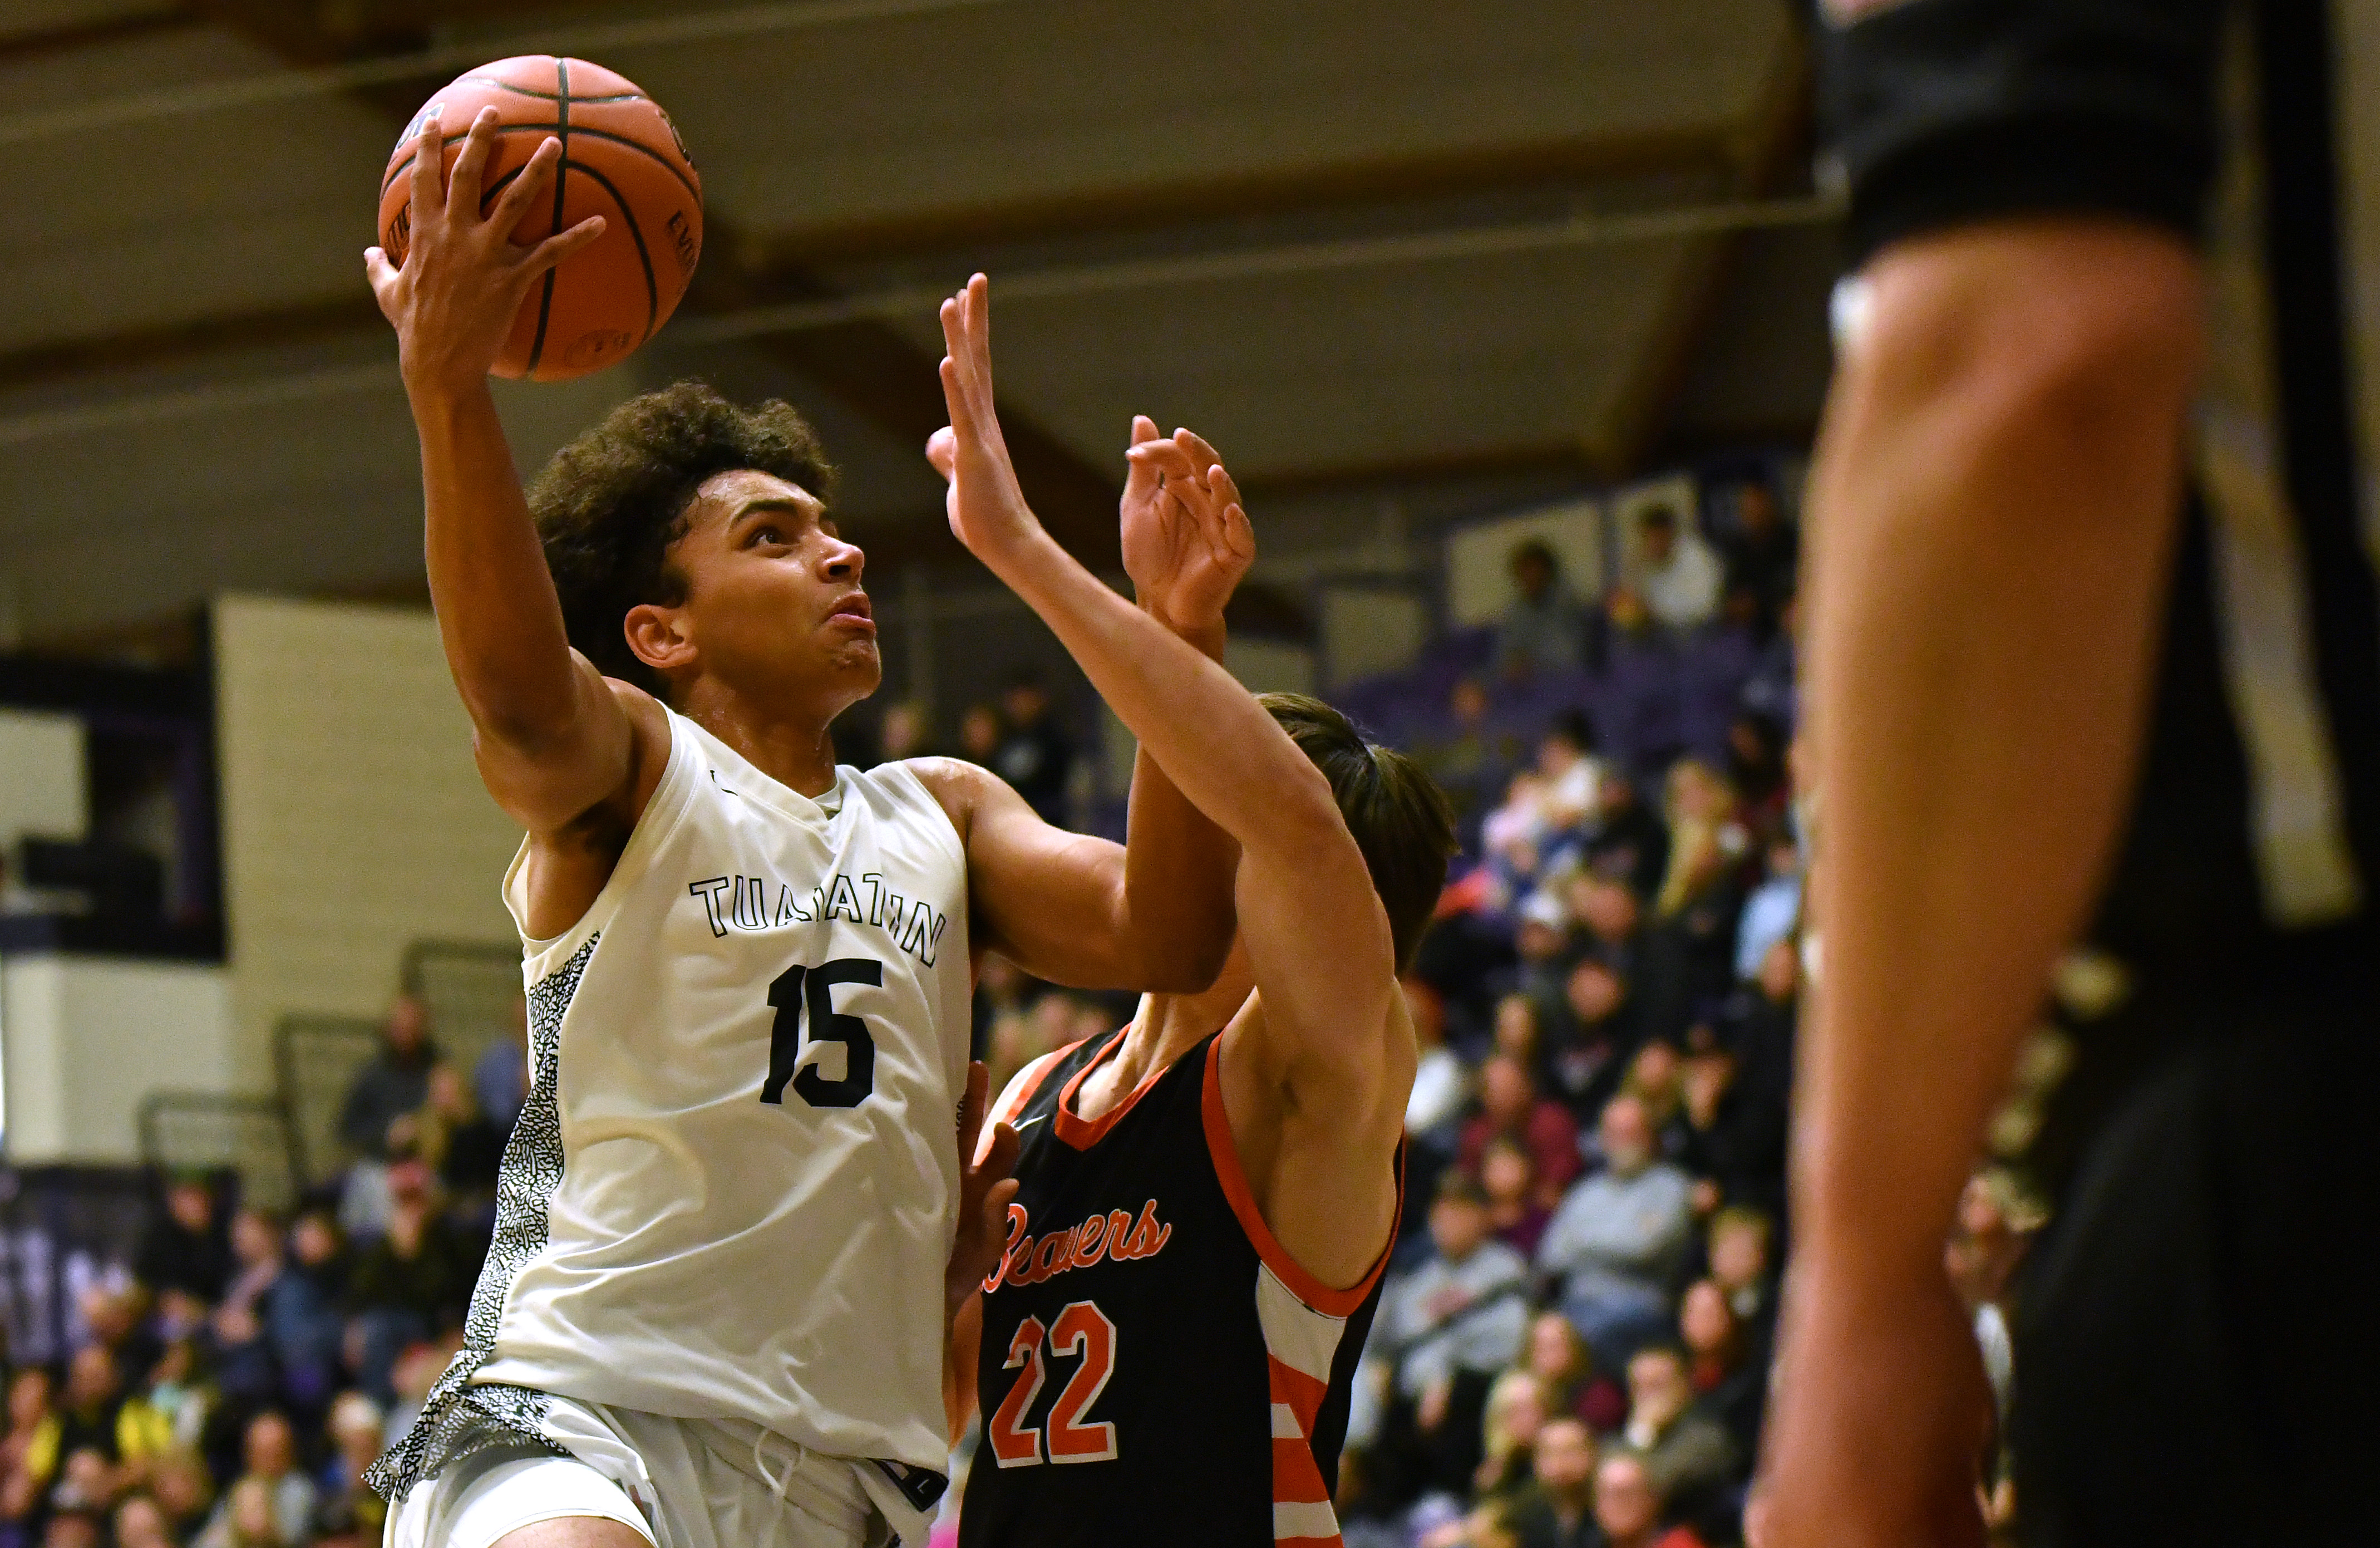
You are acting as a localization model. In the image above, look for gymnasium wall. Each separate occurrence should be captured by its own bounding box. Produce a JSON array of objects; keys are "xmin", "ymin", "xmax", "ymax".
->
[
  {"xmin": 0, "ymin": 955, "xmax": 231, "ymax": 1163},
  {"xmin": 213, "ymin": 596, "xmax": 523, "ymax": 1087}
]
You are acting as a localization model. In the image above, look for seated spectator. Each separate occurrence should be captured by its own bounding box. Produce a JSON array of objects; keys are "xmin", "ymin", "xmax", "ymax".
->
[
  {"xmin": 45, "ymin": 1448, "xmax": 115, "ymax": 1527},
  {"xmin": 1537, "ymin": 1097, "xmax": 1693, "ymax": 1371},
  {"xmin": 991, "ymin": 668, "xmax": 1075, "ymax": 825},
  {"xmin": 1718, "ymin": 482, "xmax": 1796, "ymax": 632},
  {"xmin": 40, "ymin": 1510, "xmax": 102, "ymax": 1548},
  {"xmin": 1499, "ymin": 895, "xmax": 1575, "ymax": 1029},
  {"xmin": 1731, "ymin": 831, "xmax": 1803, "ymax": 984},
  {"xmin": 1404, "ymin": 977, "xmax": 1471, "ymax": 1153},
  {"xmin": 1563, "ymin": 871, "xmax": 1641, "ymax": 980},
  {"xmin": 1497, "ymin": 540, "xmax": 1585, "ymax": 677},
  {"xmin": 1502, "ymin": 1417, "xmax": 1598, "ymax": 1548},
  {"xmin": 421, "ymin": 1063, "xmax": 506, "ymax": 1218},
  {"xmin": 2, "ymin": 1369, "xmax": 61, "ymax": 1534},
  {"xmin": 1591, "ymin": 1451, "xmax": 1707, "ymax": 1548},
  {"xmin": 1627, "ymin": 506, "xmax": 1723, "ymax": 635},
  {"xmin": 1480, "ymin": 1139, "xmax": 1550, "ymax": 1259},
  {"xmin": 1531, "ymin": 714, "xmax": 1601, "ymax": 835},
  {"xmin": 955, "ymin": 701, "xmax": 1002, "ymax": 766},
  {"xmin": 110, "ymin": 1495, "xmax": 175, "ymax": 1548},
  {"xmin": 1543, "ymin": 959, "xmax": 1632, "ymax": 1119},
  {"xmin": 1704, "ymin": 1207, "xmax": 1778, "ymax": 1368},
  {"xmin": 198, "ymin": 1416, "xmax": 310, "ymax": 1548},
  {"xmin": 1678, "ymin": 1280, "xmax": 1763, "ymax": 1461},
  {"xmin": 1615, "ymin": 1346, "xmax": 1739, "ymax": 1511},
  {"xmin": 193, "ymin": 1476, "xmax": 280, "ymax": 1548},
  {"xmin": 1740, "ymin": 597, "xmax": 1797, "ymax": 733},
  {"xmin": 1457, "ymin": 1055, "xmax": 1580, "ymax": 1205},
  {"xmin": 311, "ymin": 1393, "xmax": 386, "ymax": 1546},
  {"xmin": 144, "ymin": 1449, "xmax": 213, "ymax": 1544},
  {"xmin": 337, "ymin": 995, "xmax": 437, "ymax": 1165},
  {"xmin": 207, "ymin": 1211, "xmax": 287, "ymax": 1408},
  {"xmin": 1617, "ymin": 1040, "xmax": 1689, "ymax": 1162},
  {"xmin": 1418, "ymin": 678, "xmax": 1514, "ymax": 836},
  {"xmin": 346, "ymin": 1160, "xmax": 480, "ymax": 1404},
  {"xmin": 1470, "ymin": 1370, "xmax": 1548, "ymax": 1503},
  {"xmin": 53, "ymin": 1352, "xmax": 123, "ymax": 1471},
  {"xmin": 1490, "ymin": 995, "xmax": 1540, "ymax": 1067},
  {"xmin": 1580, "ymin": 773, "xmax": 1669, "ymax": 905},
  {"xmin": 135, "ymin": 1176, "xmax": 231, "ymax": 1306},
  {"xmin": 1723, "ymin": 714, "xmax": 1790, "ymax": 832},
  {"xmin": 271, "ymin": 1213, "xmax": 350, "ymax": 1418},
  {"xmin": 114, "ymin": 1341, "xmax": 204, "ymax": 1487},
  {"xmin": 1521, "ymin": 1311, "xmax": 1626, "ymax": 1434},
  {"xmin": 470, "ymin": 995, "xmax": 529, "ymax": 1133},
  {"xmin": 1368, "ymin": 1177, "xmax": 1534, "ymax": 1505},
  {"xmin": 1697, "ymin": 940, "xmax": 1796, "ymax": 1222}
]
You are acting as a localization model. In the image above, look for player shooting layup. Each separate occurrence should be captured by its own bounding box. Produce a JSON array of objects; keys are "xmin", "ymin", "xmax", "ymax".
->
[
  {"xmin": 358, "ymin": 112, "xmax": 1239, "ymax": 1548},
  {"xmin": 928, "ymin": 277, "xmax": 1458, "ymax": 1546}
]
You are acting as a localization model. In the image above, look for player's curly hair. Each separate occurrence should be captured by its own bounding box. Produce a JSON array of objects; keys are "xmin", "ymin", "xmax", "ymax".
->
[
  {"xmin": 529, "ymin": 381, "xmax": 838, "ymax": 697},
  {"xmin": 1259, "ymin": 693, "xmax": 1459, "ymax": 972}
]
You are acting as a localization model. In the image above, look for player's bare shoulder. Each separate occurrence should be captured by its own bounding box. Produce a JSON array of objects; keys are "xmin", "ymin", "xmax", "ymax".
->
[{"xmin": 893, "ymin": 754, "xmax": 999, "ymax": 844}]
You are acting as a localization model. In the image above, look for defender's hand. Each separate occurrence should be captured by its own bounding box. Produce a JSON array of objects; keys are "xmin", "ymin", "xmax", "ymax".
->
[
  {"xmin": 1121, "ymin": 419, "xmax": 1256, "ymax": 635},
  {"xmin": 947, "ymin": 1060, "xmax": 1020, "ymax": 1319},
  {"xmin": 928, "ymin": 274, "xmax": 1048, "ymax": 569},
  {"xmin": 363, "ymin": 106, "xmax": 606, "ymax": 401}
]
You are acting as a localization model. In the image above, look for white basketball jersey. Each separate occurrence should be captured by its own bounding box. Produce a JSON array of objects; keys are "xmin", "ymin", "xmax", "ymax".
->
[{"xmin": 462, "ymin": 706, "xmax": 974, "ymax": 1475}]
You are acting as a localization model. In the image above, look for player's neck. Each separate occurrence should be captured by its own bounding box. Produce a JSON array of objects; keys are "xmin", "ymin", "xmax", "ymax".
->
[
  {"xmin": 1078, "ymin": 982, "xmax": 1252, "ymax": 1120},
  {"xmin": 674, "ymin": 679, "xmax": 841, "ymax": 798}
]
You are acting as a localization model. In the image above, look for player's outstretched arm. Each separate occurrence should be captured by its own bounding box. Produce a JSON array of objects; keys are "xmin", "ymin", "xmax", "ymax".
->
[
  {"xmin": 365, "ymin": 108, "xmax": 659, "ymax": 838},
  {"xmin": 911, "ymin": 421, "xmax": 1244, "ymax": 995},
  {"xmin": 931, "ymin": 276, "xmax": 1398, "ymax": 1079}
]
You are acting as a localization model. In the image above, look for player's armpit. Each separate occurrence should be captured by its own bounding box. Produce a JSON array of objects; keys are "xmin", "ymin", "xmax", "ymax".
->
[{"xmin": 912, "ymin": 757, "xmax": 1229, "ymax": 993}]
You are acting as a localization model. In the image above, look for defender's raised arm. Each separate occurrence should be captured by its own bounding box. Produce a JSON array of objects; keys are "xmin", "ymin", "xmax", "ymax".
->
[{"xmin": 930, "ymin": 275, "xmax": 1400, "ymax": 1068}]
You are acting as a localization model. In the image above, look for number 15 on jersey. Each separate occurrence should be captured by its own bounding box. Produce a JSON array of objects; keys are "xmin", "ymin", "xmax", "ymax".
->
[{"xmin": 761, "ymin": 957, "xmax": 880, "ymax": 1108}]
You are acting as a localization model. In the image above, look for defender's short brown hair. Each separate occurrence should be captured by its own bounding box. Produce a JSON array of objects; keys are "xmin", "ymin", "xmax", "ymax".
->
[
  {"xmin": 1259, "ymin": 693, "xmax": 1458, "ymax": 972},
  {"xmin": 530, "ymin": 381, "xmax": 837, "ymax": 696}
]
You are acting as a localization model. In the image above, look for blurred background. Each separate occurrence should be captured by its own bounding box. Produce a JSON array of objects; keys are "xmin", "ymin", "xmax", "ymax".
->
[{"xmin": 0, "ymin": 4, "xmax": 1874, "ymax": 1547}]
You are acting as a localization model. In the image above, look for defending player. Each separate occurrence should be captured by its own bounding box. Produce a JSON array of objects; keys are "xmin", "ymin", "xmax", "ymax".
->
[
  {"xmin": 928, "ymin": 276, "xmax": 1457, "ymax": 1546},
  {"xmin": 358, "ymin": 113, "xmax": 1238, "ymax": 1548}
]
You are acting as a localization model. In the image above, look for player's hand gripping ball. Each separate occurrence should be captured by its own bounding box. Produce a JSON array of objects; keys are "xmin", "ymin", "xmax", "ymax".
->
[{"xmin": 378, "ymin": 56, "xmax": 702, "ymax": 381}]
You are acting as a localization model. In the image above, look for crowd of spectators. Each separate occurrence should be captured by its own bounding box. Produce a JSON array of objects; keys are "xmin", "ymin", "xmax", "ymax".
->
[
  {"xmin": 1332, "ymin": 483, "xmax": 1814, "ymax": 1548},
  {"xmin": 1, "ymin": 994, "xmax": 526, "ymax": 1548}
]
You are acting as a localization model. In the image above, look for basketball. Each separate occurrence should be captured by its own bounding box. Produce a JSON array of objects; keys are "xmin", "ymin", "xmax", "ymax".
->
[{"xmin": 376, "ymin": 56, "xmax": 702, "ymax": 382}]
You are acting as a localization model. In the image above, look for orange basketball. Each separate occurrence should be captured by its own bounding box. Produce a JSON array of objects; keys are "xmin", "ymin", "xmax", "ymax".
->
[{"xmin": 377, "ymin": 56, "xmax": 702, "ymax": 382}]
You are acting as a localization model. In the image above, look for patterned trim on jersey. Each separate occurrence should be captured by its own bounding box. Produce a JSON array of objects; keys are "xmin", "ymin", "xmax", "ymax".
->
[
  {"xmin": 367, "ymin": 933, "xmax": 595, "ymax": 1505},
  {"xmin": 1199, "ymin": 1040, "xmax": 1404, "ymax": 1546}
]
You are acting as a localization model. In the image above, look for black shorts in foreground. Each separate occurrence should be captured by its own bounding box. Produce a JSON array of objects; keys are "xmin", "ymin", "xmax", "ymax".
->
[
  {"xmin": 1821, "ymin": 0, "xmax": 2229, "ymax": 264},
  {"xmin": 2013, "ymin": 970, "xmax": 2380, "ymax": 1546}
]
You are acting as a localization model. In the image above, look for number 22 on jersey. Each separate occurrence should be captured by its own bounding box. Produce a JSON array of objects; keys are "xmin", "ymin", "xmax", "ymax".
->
[{"xmin": 988, "ymin": 1300, "xmax": 1120, "ymax": 1467}]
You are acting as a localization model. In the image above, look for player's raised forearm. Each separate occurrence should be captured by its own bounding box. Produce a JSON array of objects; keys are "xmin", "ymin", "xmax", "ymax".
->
[
  {"xmin": 411, "ymin": 381, "xmax": 588, "ymax": 748},
  {"xmin": 1796, "ymin": 223, "xmax": 2202, "ymax": 1287},
  {"xmin": 1112, "ymin": 615, "xmax": 1239, "ymax": 991}
]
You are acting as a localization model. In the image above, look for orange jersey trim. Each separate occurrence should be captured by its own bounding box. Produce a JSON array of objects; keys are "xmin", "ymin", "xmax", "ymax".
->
[
  {"xmin": 995, "ymin": 1046, "xmax": 1070, "ymax": 1128},
  {"xmin": 1199, "ymin": 1037, "xmax": 1403, "ymax": 1318}
]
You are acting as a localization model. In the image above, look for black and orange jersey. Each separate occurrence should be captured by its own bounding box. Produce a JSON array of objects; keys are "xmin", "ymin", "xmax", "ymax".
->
[{"xmin": 958, "ymin": 1026, "xmax": 1398, "ymax": 1548}]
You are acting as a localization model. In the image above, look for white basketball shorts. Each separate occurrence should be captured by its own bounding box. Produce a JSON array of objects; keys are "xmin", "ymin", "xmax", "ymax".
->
[{"xmin": 383, "ymin": 1393, "xmax": 902, "ymax": 1548}]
